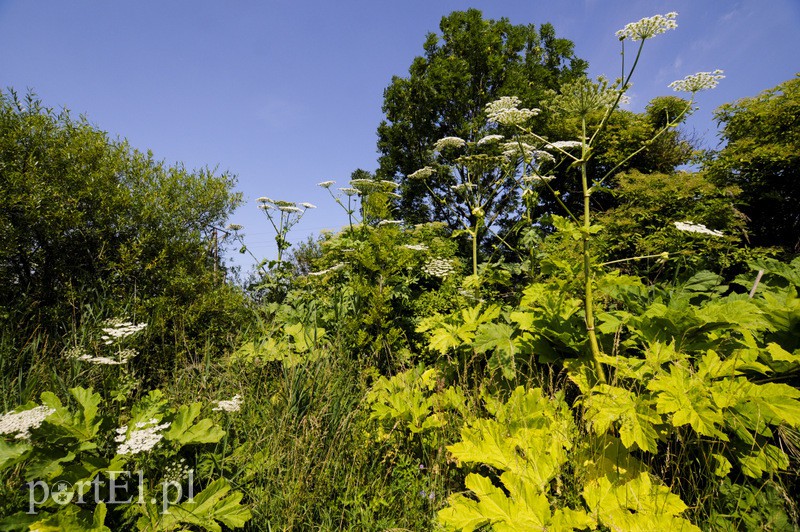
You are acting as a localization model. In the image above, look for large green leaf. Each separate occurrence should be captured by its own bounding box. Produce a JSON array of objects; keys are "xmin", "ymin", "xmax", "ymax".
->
[{"xmin": 164, "ymin": 404, "xmax": 224, "ymax": 446}]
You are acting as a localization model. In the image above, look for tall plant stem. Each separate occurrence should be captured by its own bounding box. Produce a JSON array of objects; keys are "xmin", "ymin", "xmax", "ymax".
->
[{"xmin": 581, "ymin": 119, "xmax": 606, "ymax": 384}]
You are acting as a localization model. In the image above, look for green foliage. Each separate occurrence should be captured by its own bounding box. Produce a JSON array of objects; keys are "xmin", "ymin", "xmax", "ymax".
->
[
  {"xmin": 709, "ymin": 75, "xmax": 800, "ymax": 252},
  {"xmin": 377, "ymin": 8, "xmax": 587, "ymax": 228}
]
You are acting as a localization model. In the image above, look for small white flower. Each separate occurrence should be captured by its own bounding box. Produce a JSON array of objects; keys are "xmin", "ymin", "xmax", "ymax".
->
[
  {"xmin": 226, "ymin": 223, "xmax": 243, "ymax": 231},
  {"xmin": 317, "ymin": 180, "xmax": 336, "ymax": 188},
  {"xmin": 378, "ymin": 220, "xmax": 403, "ymax": 226},
  {"xmin": 408, "ymin": 167, "xmax": 435, "ymax": 180},
  {"xmin": 616, "ymin": 12, "xmax": 678, "ymax": 41},
  {"xmin": 299, "ymin": 202, "xmax": 316, "ymax": 209},
  {"xmin": 545, "ymin": 140, "xmax": 583, "ymax": 150},
  {"xmin": 256, "ymin": 196, "xmax": 272, "ymax": 203},
  {"xmin": 0, "ymin": 405, "xmax": 55, "ymax": 440},
  {"xmin": 477, "ymin": 134, "xmax": 504, "ymax": 145},
  {"xmin": 433, "ymin": 136, "xmax": 466, "ymax": 151},
  {"xmin": 278, "ymin": 206, "xmax": 303, "ymax": 213},
  {"xmin": 379, "ymin": 180, "xmax": 400, "ymax": 189},
  {"xmin": 674, "ymin": 221, "xmax": 724, "ymax": 237},
  {"xmin": 100, "ymin": 319, "xmax": 147, "ymax": 345},
  {"xmin": 308, "ymin": 263, "xmax": 346, "ymax": 277},
  {"xmin": 403, "ymin": 244, "xmax": 429, "ymax": 251},
  {"xmin": 116, "ymin": 420, "xmax": 171, "ymax": 455},
  {"xmin": 669, "ymin": 70, "xmax": 725, "ymax": 93},
  {"xmin": 339, "ymin": 187, "xmax": 359, "ymax": 196},
  {"xmin": 485, "ymin": 97, "xmax": 540, "ymax": 126},
  {"xmin": 213, "ymin": 395, "xmax": 243, "ymax": 413}
]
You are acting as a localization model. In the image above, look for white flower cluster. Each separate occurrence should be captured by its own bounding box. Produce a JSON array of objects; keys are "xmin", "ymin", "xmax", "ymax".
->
[
  {"xmin": 450, "ymin": 183, "xmax": 477, "ymax": 193},
  {"xmin": 377, "ymin": 219, "xmax": 403, "ymax": 226},
  {"xmin": 162, "ymin": 458, "xmax": 193, "ymax": 483},
  {"xmin": 115, "ymin": 418, "xmax": 171, "ymax": 455},
  {"xmin": 433, "ymin": 136, "xmax": 467, "ymax": 151},
  {"xmin": 403, "ymin": 243, "xmax": 429, "ymax": 251},
  {"xmin": 674, "ymin": 221, "xmax": 725, "ymax": 237},
  {"xmin": 485, "ymin": 97, "xmax": 540, "ymax": 126},
  {"xmin": 339, "ymin": 187, "xmax": 359, "ymax": 196},
  {"xmin": 615, "ymin": 12, "xmax": 678, "ymax": 41},
  {"xmin": 545, "ymin": 140, "xmax": 583, "ymax": 150},
  {"xmin": 100, "ymin": 319, "xmax": 147, "ymax": 345},
  {"xmin": 423, "ymin": 258, "xmax": 455, "ymax": 278},
  {"xmin": 300, "ymin": 202, "xmax": 316, "ymax": 209},
  {"xmin": 408, "ymin": 166, "xmax": 435, "ymax": 180},
  {"xmin": 308, "ymin": 263, "xmax": 346, "ymax": 277},
  {"xmin": 501, "ymin": 143, "xmax": 556, "ymax": 165},
  {"xmin": 226, "ymin": 223, "xmax": 243, "ymax": 231},
  {"xmin": 212, "ymin": 394, "xmax": 243, "ymax": 413},
  {"xmin": 317, "ymin": 180, "xmax": 336, "ymax": 188},
  {"xmin": 0, "ymin": 405, "xmax": 55, "ymax": 440},
  {"xmin": 477, "ymin": 134, "xmax": 504, "ymax": 145},
  {"xmin": 669, "ymin": 70, "xmax": 725, "ymax": 93}
]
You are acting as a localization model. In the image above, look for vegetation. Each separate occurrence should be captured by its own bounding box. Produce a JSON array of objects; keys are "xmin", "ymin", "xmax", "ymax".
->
[{"xmin": 1, "ymin": 9, "xmax": 799, "ymax": 532}]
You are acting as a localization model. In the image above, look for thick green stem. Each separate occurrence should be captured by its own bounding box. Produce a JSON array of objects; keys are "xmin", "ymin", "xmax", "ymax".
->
[{"xmin": 581, "ymin": 120, "xmax": 606, "ymax": 384}]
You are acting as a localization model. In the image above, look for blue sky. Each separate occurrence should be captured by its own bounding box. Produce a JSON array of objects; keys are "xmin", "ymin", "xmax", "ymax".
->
[{"xmin": 1, "ymin": 0, "xmax": 798, "ymax": 273}]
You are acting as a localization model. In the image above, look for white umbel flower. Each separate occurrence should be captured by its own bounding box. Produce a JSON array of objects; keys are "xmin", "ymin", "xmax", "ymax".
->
[
  {"xmin": 116, "ymin": 419, "xmax": 171, "ymax": 455},
  {"xmin": 213, "ymin": 395, "xmax": 243, "ymax": 413},
  {"xmin": 408, "ymin": 167, "xmax": 435, "ymax": 180},
  {"xmin": 545, "ymin": 141, "xmax": 583, "ymax": 150},
  {"xmin": 477, "ymin": 134, "xmax": 504, "ymax": 145},
  {"xmin": 0, "ymin": 405, "xmax": 55, "ymax": 440},
  {"xmin": 674, "ymin": 221, "xmax": 724, "ymax": 237},
  {"xmin": 616, "ymin": 12, "xmax": 678, "ymax": 41},
  {"xmin": 669, "ymin": 70, "xmax": 725, "ymax": 93},
  {"xmin": 485, "ymin": 97, "xmax": 540, "ymax": 126},
  {"xmin": 403, "ymin": 244, "xmax": 429, "ymax": 251},
  {"xmin": 100, "ymin": 319, "xmax": 147, "ymax": 345},
  {"xmin": 433, "ymin": 136, "xmax": 466, "ymax": 151},
  {"xmin": 317, "ymin": 180, "xmax": 336, "ymax": 188}
]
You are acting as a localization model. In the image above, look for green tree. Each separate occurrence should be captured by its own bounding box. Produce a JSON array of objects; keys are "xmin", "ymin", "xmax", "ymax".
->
[
  {"xmin": 377, "ymin": 9, "xmax": 587, "ymax": 231},
  {"xmin": 708, "ymin": 75, "xmax": 800, "ymax": 253},
  {"xmin": 0, "ymin": 90, "xmax": 245, "ymax": 376}
]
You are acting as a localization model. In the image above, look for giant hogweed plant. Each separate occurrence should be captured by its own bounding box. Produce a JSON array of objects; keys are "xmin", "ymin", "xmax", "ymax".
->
[{"xmin": 426, "ymin": 13, "xmax": 799, "ymax": 531}]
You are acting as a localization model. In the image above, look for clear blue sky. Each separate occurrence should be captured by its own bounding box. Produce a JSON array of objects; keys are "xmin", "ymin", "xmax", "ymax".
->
[{"xmin": 1, "ymin": 0, "xmax": 798, "ymax": 273}]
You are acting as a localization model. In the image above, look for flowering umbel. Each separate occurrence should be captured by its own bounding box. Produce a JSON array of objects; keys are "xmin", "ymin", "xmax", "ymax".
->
[
  {"xmin": 669, "ymin": 70, "xmax": 725, "ymax": 93},
  {"xmin": 485, "ymin": 97, "xmax": 540, "ymax": 126},
  {"xmin": 616, "ymin": 12, "xmax": 678, "ymax": 41}
]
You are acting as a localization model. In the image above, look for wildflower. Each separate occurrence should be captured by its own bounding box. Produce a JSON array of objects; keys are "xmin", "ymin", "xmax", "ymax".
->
[
  {"xmin": 256, "ymin": 196, "xmax": 272, "ymax": 203},
  {"xmin": 308, "ymin": 263, "xmax": 346, "ymax": 277},
  {"xmin": 272, "ymin": 200, "xmax": 296, "ymax": 207},
  {"xmin": 299, "ymin": 202, "xmax": 316, "ymax": 209},
  {"xmin": 213, "ymin": 395, "xmax": 243, "ymax": 413},
  {"xmin": 339, "ymin": 187, "xmax": 359, "ymax": 196},
  {"xmin": 116, "ymin": 419, "xmax": 171, "ymax": 455},
  {"xmin": 377, "ymin": 220, "xmax": 403, "ymax": 226},
  {"xmin": 278, "ymin": 206, "xmax": 303, "ymax": 213},
  {"xmin": 450, "ymin": 183, "xmax": 477, "ymax": 193},
  {"xmin": 258, "ymin": 203, "xmax": 273, "ymax": 210},
  {"xmin": 408, "ymin": 166, "xmax": 435, "ymax": 180},
  {"xmin": 423, "ymin": 258, "xmax": 456, "ymax": 278},
  {"xmin": 403, "ymin": 243, "xmax": 429, "ymax": 251},
  {"xmin": 100, "ymin": 319, "xmax": 147, "ymax": 345},
  {"xmin": 545, "ymin": 140, "xmax": 583, "ymax": 150},
  {"xmin": 163, "ymin": 458, "xmax": 192, "ymax": 483},
  {"xmin": 226, "ymin": 223, "xmax": 243, "ymax": 231},
  {"xmin": 0, "ymin": 405, "xmax": 55, "ymax": 440},
  {"xmin": 379, "ymin": 180, "xmax": 400, "ymax": 189},
  {"xmin": 669, "ymin": 70, "xmax": 725, "ymax": 93},
  {"xmin": 674, "ymin": 221, "xmax": 724, "ymax": 237},
  {"xmin": 433, "ymin": 136, "xmax": 467, "ymax": 151},
  {"xmin": 477, "ymin": 134, "xmax": 504, "ymax": 145},
  {"xmin": 485, "ymin": 97, "xmax": 540, "ymax": 126},
  {"xmin": 616, "ymin": 12, "xmax": 678, "ymax": 41},
  {"xmin": 317, "ymin": 180, "xmax": 336, "ymax": 188}
]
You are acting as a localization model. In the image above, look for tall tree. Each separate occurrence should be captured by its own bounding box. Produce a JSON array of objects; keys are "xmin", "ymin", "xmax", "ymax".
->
[
  {"xmin": 708, "ymin": 75, "xmax": 800, "ymax": 253},
  {"xmin": 377, "ymin": 9, "xmax": 588, "ymax": 229}
]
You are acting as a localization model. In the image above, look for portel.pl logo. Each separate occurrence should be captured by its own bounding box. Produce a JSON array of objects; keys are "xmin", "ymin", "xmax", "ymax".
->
[{"xmin": 26, "ymin": 470, "xmax": 194, "ymax": 515}]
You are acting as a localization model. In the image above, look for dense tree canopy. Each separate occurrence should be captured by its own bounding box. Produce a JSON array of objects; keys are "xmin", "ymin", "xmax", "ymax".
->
[
  {"xmin": 376, "ymin": 9, "xmax": 587, "ymax": 228},
  {"xmin": 709, "ymin": 75, "xmax": 800, "ymax": 253},
  {"xmin": 0, "ymin": 91, "xmax": 243, "ymax": 340}
]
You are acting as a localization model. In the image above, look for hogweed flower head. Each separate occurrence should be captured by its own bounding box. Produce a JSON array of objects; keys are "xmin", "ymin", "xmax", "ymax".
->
[
  {"xmin": 408, "ymin": 166, "xmax": 435, "ymax": 180},
  {"xmin": 339, "ymin": 187, "xmax": 359, "ymax": 196},
  {"xmin": 308, "ymin": 263, "xmax": 346, "ymax": 277},
  {"xmin": 278, "ymin": 205, "xmax": 302, "ymax": 213},
  {"xmin": 213, "ymin": 394, "xmax": 243, "ymax": 413},
  {"xmin": 403, "ymin": 243, "xmax": 429, "ymax": 251},
  {"xmin": 545, "ymin": 140, "xmax": 583, "ymax": 150},
  {"xmin": 116, "ymin": 418, "xmax": 171, "ymax": 455},
  {"xmin": 477, "ymin": 134, "xmax": 504, "ymax": 145},
  {"xmin": 616, "ymin": 12, "xmax": 678, "ymax": 41},
  {"xmin": 674, "ymin": 221, "xmax": 724, "ymax": 237},
  {"xmin": 669, "ymin": 70, "xmax": 725, "ymax": 93},
  {"xmin": 433, "ymin": 136, "xmax": 467, "ymax": 151},
  {"xmin": 317, "ymin": 180, "xmax": 336, "ymax": 188},
  {"xmin": 485, "ymin": 97, "xmax": 540, "ymax": 126},
  {"xmin": 522, "ymin": 175, "xmax": 556, "ymax": 184},
  {"xmin": 299, "ymin": 202, "xmax": 316, "ymax": 209},
  {"xmin": 0, "ymin": 405, "xmax": 55, "ymax": 440},
  {"xmin": 100, "ymin": 319, "xmax": 147, "ymax": 345},
  {"xmin": 226, "ymin": 223, "xmax": 243, "ymax": 231}
]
